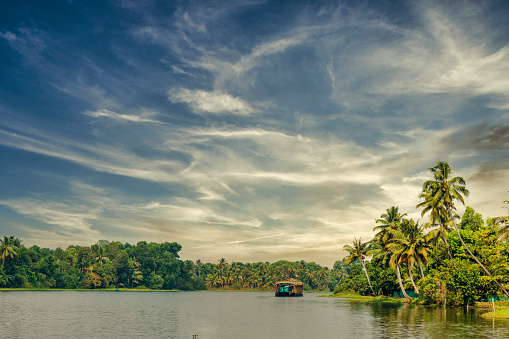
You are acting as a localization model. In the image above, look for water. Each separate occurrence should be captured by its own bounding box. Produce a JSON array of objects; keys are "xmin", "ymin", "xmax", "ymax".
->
[{"xmin": 1, "ymin": 291, "xmax": 508, "ymax": 338}]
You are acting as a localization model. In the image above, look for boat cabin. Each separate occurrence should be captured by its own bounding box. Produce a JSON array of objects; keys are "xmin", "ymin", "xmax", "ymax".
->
[{"xmin": 274, "ymin": 278, "xmax": 303, "ymax": 297}]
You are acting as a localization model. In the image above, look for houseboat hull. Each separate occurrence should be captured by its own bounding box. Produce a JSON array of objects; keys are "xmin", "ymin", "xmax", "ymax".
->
[{"xmin": 275, "ymin": 291, "xmax": 303, "ymax": 297}]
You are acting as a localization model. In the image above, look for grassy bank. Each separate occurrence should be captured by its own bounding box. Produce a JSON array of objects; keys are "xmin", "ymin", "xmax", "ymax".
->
[
  {"xmin": 319, "ymin": 292, "xmax": 372, "ymax": 299},
  {"xmin": 318, "ymin": 292, "xmax": 404, "ymax": 305},
  {"xmin": 204, "ymin": 288, "xmax": 272, "ymax": 292},
  {"xmin": 477, "ymin": 300, "xmax": 509, "ymax": 319}
]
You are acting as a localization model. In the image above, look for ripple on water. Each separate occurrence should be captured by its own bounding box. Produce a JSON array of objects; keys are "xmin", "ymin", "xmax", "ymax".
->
[{"xmin": 1, "ymin": 291, "xmax": 509, "ymax": 338}]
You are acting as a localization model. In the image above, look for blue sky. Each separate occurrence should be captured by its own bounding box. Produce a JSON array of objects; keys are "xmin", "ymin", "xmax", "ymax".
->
[{"xmin": 1, "ymin": 0, "xmax": 509, "ymax": 266}]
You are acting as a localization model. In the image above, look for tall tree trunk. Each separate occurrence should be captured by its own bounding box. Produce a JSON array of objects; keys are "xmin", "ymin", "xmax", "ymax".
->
[
  {"xmin": 438, "ymin": 214, "xmax": 453, "ymax": 259},
  {"xmin": 447, "ymin": 207, "xmax": 509, "ymax": 297},
  {"xmin": 417, "ymin": 257, "xmax": 425, "ymax": 281},
  {"xmin": 396, "ymin": 265, "xmax": 410, "ymax": 299},
  {"xmin": 360, "ymin": 259, "xmax": 376, "ymax": 295},
  {"xmin": 407, "ymin": 260, "xmax": 419, "ymax": 295}
]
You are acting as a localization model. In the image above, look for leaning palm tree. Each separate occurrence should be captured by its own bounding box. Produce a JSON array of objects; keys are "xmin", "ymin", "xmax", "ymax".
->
[
  {"xmin": 419, "ymin": 161, "xmax": 509, "ymax": 297},
  {"xmin": 388, "ymin": 248, "xmax": 411, "ymax": 299},
  {"xmin": 0, "ymin": 236, "xmax": 20, "ymax": 265},
  {"xmin": 387, "ymin": 219, "xmax": 429, "ymax": 294},
  {"xmin": 343, "ymin": 238, "xmax": 375, "ymax": 295}
]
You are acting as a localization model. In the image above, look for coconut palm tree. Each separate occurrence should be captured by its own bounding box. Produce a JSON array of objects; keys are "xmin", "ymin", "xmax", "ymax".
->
[
  {"xmin": 373, "ymin": 206, "xmax": 406, "ymax": 244},
  {"xmin": 94, "ymin": 247, "xmax": 109, "ymax": 265},
  {"xmin": 0, "ymin": 236, "xmax": 20, "ymax": 265},
  {"xmin": 494, "ymin": 200, "xmax": 509, "ymax": 243},
  {"xmin": 417, "ymin": 187, "xmax": 454, "ymax": 259},
  {"xmin": 388, "ymin": 249, "xmax": 411, "ymax": 299},
  {"xmin": 419, "ymin": 161, "xmax": 509, "ymax": 297},
  {"xmin": 387, "ymin": 219, "xmax": 429, "ymax": 294},
  {"xmin": 343, "ymin": 238, "xmax": 375, "ymax": 295}
]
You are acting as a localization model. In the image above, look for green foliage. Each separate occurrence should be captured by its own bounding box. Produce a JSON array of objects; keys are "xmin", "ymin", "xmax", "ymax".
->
[
  {"xmin": 148, "ymin": 272, "xmax": 164, "ymax": 289},
  {"xmin": 204, "ymin": 259, "xmax": 334, "ymax": 291},
  {"xmin": 446, "ymin": 259, "xmax": 481, "ymax": 306},
  {"xmin": 343, "ymin": 191, "xmax": 509, "ymax": 306},
  {"xmin": 0, "ymin": 238, "xmax": 200, "ymax": 291}
]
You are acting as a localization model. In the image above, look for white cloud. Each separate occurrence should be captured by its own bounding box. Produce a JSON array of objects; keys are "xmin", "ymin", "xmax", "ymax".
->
[
  {"xmin": 84, "ymin": 109, "xmax": 165, "ymax": 124},
  {"xmin": 315, "ymin": 1, "xmax": 509, "ymax": 111},
  {"xmin": 168, "ymin": 88, "xmax": 256, "ymax": 115},
  {"xmin": 0, "ymin": 198, "xmax": 102, "ymax": 236}
]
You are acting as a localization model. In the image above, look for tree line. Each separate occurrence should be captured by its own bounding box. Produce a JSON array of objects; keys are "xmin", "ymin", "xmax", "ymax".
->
[
  {"xmin": 339, "ymin": 161, "xmax": 509, "ymax": 306},
  {"xmin": 0, "ymin": 239, "xmax": 204, "ymax": 290},
  {"xmin": 0, "ymin": 238, "xmax": 345, "ymax": 291}
]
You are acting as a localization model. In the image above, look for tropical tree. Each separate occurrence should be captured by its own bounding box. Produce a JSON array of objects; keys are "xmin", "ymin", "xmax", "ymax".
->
[
  {"xmin": 417, "ymin": 188, "xmax": 453, "ymax": 259},
  {"xmin": 494, "ymin": 200, "xmax": 509, "ymax": 243},
  {"xmin": 373, "ymin": 206, "xmax": 406, "ymax": 244},
  {"xmin": 0, "ymin": 236, "xmax": 20, "ymax": 265},
  {"xmin": 418, "ymin": 161, "xmax": 509, "ymax": 297},
  {"xmin": 343, "ymin": 238, "xmax": 375, "ymax": 295},
  {"xmin": 386, "ymin": 219, "xmax": 429, "ymax": 294},
  {"xmin": 94, "ymin": 247, "xmax": 109, "ymax": 265},
  {"xmin": 388, "ymin": 250, "xmax": 411, "ymax": 299}
]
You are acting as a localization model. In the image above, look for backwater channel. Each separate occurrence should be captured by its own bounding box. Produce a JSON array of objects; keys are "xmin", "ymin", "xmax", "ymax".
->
[{"xmin": 2, "ymin": 291, "xmax": 509, "ymax": 338}]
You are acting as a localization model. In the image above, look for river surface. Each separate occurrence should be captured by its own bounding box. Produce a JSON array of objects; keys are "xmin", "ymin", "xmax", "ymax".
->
[{"xmin": 1, "ymin": 291, "xmax": 509, "ymax": 338}]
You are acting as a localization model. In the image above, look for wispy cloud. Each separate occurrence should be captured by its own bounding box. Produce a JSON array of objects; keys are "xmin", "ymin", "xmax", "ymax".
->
[
  {"xmin": 168, "ymin": 88, "xmax": 256, "ymax": 115},
  {"xmin": 84, "ymin": 109, "xmax": 165, "ymax": 124},
  {"xmin": 0, "ymin": 27, "xmax": 47, "ymax": 62},
  {"xmin": 2, "ymin": 0, "xmax": 509, "ymax": 266}
]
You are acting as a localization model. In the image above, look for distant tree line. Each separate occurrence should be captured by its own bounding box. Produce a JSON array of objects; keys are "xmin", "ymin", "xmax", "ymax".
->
[
  {"xmin": 0, "ymin": 238, "xmax": 344, "ymax": 291},
  {"xmin": 200, "ymin": 259, "xmax": 345, "ymax": 291},
  {"xmin": 0, "ymin": 239, "xmax": 204, "ymax": 290}
]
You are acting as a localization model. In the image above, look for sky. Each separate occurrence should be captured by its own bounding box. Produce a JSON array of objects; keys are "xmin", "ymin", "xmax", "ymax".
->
[{"xmin": 1, "ymin": 0, "xmax": 509, "ymax": 267}]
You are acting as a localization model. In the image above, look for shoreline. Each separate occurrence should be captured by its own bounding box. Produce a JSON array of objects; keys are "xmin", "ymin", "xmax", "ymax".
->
[{"xmin": 0, "ymin": 288, "xmax": 180, "ymax": 292}]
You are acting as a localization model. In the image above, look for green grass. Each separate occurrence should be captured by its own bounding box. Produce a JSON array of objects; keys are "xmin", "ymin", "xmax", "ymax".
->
[
  {"xmin": 318, "ymin": 293, "xmax": 404, "ymax": 305},
  {"xmin": 319, "ymin": 292, "xmax": 372, "ymax": 299},
  {"xmin": 480, "ymin": 308, "xmax": 509, "ymax": 319},
  {"xmin": 476, "ymin": 301, "xmax": 509, "ymax": 319}
]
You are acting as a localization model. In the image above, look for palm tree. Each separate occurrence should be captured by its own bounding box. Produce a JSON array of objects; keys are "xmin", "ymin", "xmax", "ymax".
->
[
  {"xmin": 417, "ymin": 187, "xmax": 453, "ymax": 259},
  {"xmin": 195, "ymin": 259, "xmax": 203, "ymax": 277},
  {"xmin": 387, "ymin": 219, "xmax": 429, "ymax": 294},
  {"xmin": 343, "ymin": 238, "xmax": 375, "ymax": 295},
  {"xmin": 95, "ymin": 247, "xmax": 109, "ymax": 265},
  {"xmin": 388, "ymin": 249, "xmax": 411, "ymax": 299},
  {"xmin": 494, "ymin": 200, "xmax": 509, "ymax": 243},
  {"xmin": 373, "ymin": 206, "xmax": 406, "ymax": 244},
  {"xmin": 217, "ymin": 258, "xmax": 227, "ymax": 273},
  {"xmin": 419, "ymin": 161, "xmax": 509, "ymax": 297},
  {"xmin": 0, "ymin": 236, "xmax": 20, "ymax": 265}
]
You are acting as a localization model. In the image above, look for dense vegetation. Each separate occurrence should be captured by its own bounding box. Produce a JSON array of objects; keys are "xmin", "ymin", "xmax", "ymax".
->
[
  {"xmin": 0, "ymin": 238, "xmax": 341, "ymax": 291},
  {"xmin": 200, "ymin": 259, "xmax": 344, "ymax": 291},
  {"xmin": 0, "ymin": 239, "xmax": 204, "ymax": 290},
  {"xmin": 337, "ymin": 161, "xmax": 509, "ymax": 306}
]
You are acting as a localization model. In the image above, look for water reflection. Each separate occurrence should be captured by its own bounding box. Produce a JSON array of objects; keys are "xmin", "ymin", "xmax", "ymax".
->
[{"xmin": 1, "ymin": 291, "xmax": 509, "ymax": 338}]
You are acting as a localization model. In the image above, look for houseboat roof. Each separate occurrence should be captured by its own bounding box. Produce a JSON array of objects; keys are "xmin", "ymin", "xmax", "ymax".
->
[{"xmin": 275, "ymin": 278, "xmax": 303, "ymax": 286}]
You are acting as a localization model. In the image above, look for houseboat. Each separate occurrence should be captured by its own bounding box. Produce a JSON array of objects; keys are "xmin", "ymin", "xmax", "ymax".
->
[{"xmin": 274, "ymin": 278, "xmax": 303, "ymax": 297}]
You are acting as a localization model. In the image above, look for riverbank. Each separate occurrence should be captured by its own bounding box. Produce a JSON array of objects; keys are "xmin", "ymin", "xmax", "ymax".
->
[
  {"xmin": 318, "ymin": 292, "xmax": 404, "ymax": 305},
  {"xmin": 0, "ymin": 287, "xmax": 180, "ymax": 292},
  {"xmin": 477, "ymin": 300, "xmax": 509, "ymax": 319}
]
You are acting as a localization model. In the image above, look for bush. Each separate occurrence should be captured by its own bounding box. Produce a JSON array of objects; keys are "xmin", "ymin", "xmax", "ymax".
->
[{"xmin": 148, "ymin": 273, "xmax": 164, "ymax": 289}]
